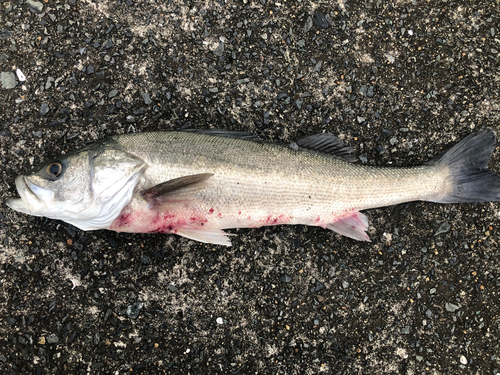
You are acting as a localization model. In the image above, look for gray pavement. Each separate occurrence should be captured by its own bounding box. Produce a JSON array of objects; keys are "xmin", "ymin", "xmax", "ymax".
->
[{"xmin": 1, "ymin": 0, "xmax": 499, "ymax": 374}]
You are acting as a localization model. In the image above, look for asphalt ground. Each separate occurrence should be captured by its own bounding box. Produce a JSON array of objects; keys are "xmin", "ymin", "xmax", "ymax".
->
[{"xmin": 1, "ymin": 0, "xmax": 499, "ymax": 374}]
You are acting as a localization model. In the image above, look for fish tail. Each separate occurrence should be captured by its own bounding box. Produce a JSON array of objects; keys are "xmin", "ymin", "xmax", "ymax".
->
[{"xmin": 426, "ymin": 129, "xmax": 500, "ymax": 203}]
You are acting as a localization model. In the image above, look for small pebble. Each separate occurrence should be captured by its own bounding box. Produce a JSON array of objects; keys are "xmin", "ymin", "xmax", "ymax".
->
[
  {"xmin": 435, "ymin": 222, "xmax": 450, "ymax": 236},
  {"xmin": 216, "ymin": 317, "xmax": 223, "ymax": 325},
  {"xmin": 16, "ymin": 68, "xmax": 26, "ymax": 82},
  {"xmin": 40, "ymin": 103, "xmax": 49, "ymax": 116},
  {"xmin": 280, "ymin": 274, "xmax": 291, "ymax": 283},
  {"xmin": 126, "ymin": 302, "xmax": 144, "ymax": 319},
  {"xmin": 0, "ymin": 29, "xmax": 13, "ymax": 40},
  {"xmin": 102, "ymin": 39, "xmax": 113, "ymax": 49},
  {"xmin": 1, "ymin": 71, "xmax": 17, "ymax": 89},
  {"xmin": 26, "ymin": 0, "xmax": 43, "ymax": 13},
  {"xmin": 168, "ymin": 285, "xmax": 177, "ymax": 293},
  {"xmin": 316, "ymin": 281, "xmax": 325, "ymax": 291},
  {"xmin": 314, "ymin": 12, "xmax": 329, "ymax": 29},
  {"xmin": 142, "ymin": 93, "xmax": 152, "ymax": 105},
  {"xmin": 304, "ymin": 16, "xmax": 313, "ymax": 33},
  {"xmin": 46, "ymin": 334, "xmax": 59, "ymax": 344},
  {"xmin": 213, "ymin": 42, "xmax": 224, "ymax": 56}
]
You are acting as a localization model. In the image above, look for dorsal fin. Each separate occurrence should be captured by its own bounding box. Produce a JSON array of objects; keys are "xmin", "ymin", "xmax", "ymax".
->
[
  {"xmin": 297, "ymin": 133, "xmax": 357, "ymax": 162},
  {"xmin": 182, "ymin": 128, "xmax": 262, "ymax": 142}
]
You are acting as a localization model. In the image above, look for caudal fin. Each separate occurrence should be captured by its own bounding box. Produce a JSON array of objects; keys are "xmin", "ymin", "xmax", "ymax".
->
[{"xmin": 426, "ymin": 129, "xmax": 500, "ymax": 203}]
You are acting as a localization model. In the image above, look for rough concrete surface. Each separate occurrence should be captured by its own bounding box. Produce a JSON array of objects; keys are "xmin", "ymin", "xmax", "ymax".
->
[{"xmin": 1, "ymin": 0, "xmax": 499, "ymax": 374}]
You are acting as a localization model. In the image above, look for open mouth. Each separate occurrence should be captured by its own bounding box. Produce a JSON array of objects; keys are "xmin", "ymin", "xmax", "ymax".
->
[
  {"xmin": 26, "ymin": 178, "xmax": 55, "ymax": 203},
  {"xmin": 6, "ymin": 176, "xmax": 32, "ymax": 214},
  {"xmin": 6, "ymin": 176, "xmax": 54, "ymax": 215}
]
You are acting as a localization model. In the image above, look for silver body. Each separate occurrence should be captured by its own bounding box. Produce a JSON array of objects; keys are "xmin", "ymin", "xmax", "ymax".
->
[
  {"xmin": 5, "ymin": 131, "xmax": 461, "ymax": 245},
  {"xmin": 113, "ymin": 132, "xmax": 449, "ymax": 224}
]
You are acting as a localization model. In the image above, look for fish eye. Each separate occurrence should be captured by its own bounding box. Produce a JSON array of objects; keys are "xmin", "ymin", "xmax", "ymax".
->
[{"xmin": 46, "ymin": 162, "xmax": 63, "ymax": 179}]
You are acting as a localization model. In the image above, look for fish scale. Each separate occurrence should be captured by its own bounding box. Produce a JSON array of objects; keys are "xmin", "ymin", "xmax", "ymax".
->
[
  {"xmin": 112, "ymin": 132, "xmax": 445, "ymax": 211},
  {"xmin": 7, "ymin": 129, "xmax": 500, "ymax": 246},
  {"xmin": 107, "ymin": 132, "xmax": 446, "ymax": 243}
]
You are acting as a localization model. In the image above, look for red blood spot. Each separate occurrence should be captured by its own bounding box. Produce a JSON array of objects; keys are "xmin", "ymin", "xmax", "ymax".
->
[
  {"xmin": 115, "ymin": 213, "xmax": 131, "ymax": 227},
  {"xmin": 217, "ymin": 213, "xmax": 222, "ymax": 218},
  {"xmin": 151, "ymin": 212, "xmax": 161, "ymax": 224},
  {"xmin": 238, "ymin": 211, "xmax": 241, "ymax": 215},
  {"xmin": 314, "ymin": 216, "xmax": 321, "ymax": 223},
  {"xmin": 209, "ymin": 208, "xmax": 214, "ymax": 214},
  {"xmin": 190, "ymin": 217, "xmax": 197, "ymax": 222}
]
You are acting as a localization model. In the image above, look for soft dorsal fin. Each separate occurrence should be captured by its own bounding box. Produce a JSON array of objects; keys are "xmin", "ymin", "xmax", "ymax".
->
[
  {"xmin": 297, "ymin": 133, "xmax": 357, "ymax": 162},
  {"xmin": 141, "ymin": 173, "xmax": 213, "ymax": 208},
  {"xmin": 182, "ymin": 128, "xmax": 262, "ymax": 142}
]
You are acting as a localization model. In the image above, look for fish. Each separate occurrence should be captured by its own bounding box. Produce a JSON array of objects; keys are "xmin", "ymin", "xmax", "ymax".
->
[{"xmin": 6, "ymin": 129, "xmax": 500, "ymax": 246}]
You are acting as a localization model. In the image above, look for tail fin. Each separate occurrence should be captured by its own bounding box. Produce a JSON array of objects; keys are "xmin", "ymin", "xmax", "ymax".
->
[{"xmin": 426, "ymin": 129, "xmax": 500, "ymax": 203}]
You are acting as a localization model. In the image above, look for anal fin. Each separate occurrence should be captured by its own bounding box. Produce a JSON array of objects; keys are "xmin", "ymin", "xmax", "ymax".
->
[
  {"xmin": 176, "ymin": 228, "xmax": 234, "ymax": 246},
  {"xmin": 326, "ymin": 212, "xmax": 371, "ymax": 242}
]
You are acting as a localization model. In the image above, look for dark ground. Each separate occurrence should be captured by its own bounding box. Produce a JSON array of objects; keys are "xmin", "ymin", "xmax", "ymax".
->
[{"xmin": 1, "ymin": 0, "xmax": 499, "ymax": 374}]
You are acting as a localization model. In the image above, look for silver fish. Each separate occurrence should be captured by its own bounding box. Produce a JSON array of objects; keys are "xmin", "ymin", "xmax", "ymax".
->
[{"xmin": 6, "ymin": 129, "xmax": 500, "ymax": 246}]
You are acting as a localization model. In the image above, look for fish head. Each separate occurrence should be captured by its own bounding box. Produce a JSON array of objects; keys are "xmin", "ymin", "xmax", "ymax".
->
[{"xmin": 7, "ymin": 144, "xmax": 145, "ymax": 230}]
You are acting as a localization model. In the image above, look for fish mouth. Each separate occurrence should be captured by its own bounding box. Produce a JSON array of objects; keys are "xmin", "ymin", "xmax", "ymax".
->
[{"xmin": 6, "ymin": 176, "xmax": 54, "ymax": 215}]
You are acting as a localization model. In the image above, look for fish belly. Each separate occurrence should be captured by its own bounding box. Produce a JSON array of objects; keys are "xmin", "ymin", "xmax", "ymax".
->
[{"xmin": 108, "ymin": 171, "xmax": 374, "ymax": 245}]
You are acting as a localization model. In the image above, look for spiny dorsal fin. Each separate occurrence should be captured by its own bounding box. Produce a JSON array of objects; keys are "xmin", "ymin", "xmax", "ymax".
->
[
  {"xmin": 141, "ymin": 173, "xmax": 213, "ymax": 208},
  {"xmin": 297, "ymin": 133, "xmax": 357, "ymax": 162},
  {"xmin": 182, "ymin": 128, "xmax": 262, "ymax": 142}
]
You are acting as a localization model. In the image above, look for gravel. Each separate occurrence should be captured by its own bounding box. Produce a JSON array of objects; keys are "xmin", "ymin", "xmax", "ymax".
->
[
  {"xmin": 0, "ymin": 71, "xmax": 17, "ymax": 89},
  {"xmin": 0, "ymin": 0, "xmax": 499, "ymax": 374}
]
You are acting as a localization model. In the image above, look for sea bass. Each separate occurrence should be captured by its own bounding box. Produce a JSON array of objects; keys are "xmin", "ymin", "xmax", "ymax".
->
[{"xmin": 6, "ymin": 129, "xmax": 500, "ymax": 246}]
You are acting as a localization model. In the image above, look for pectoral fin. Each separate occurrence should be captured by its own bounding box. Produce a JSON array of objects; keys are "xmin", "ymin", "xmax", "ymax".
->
[
  {"xmin": 327, "ymin": 212, "xmax": 371, "ymax": 241},
  {"xmin": 141, "ymin": 173, "xmax": 213, "ymax": 208}
]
